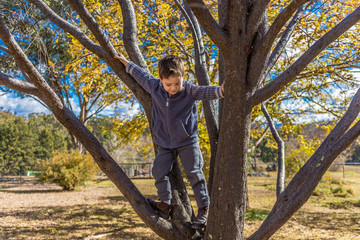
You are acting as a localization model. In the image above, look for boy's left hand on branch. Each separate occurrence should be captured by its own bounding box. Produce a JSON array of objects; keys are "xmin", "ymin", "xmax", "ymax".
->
[{"xmin": 114, "ymin": 53, "xmax": 129, "ymax": 67}]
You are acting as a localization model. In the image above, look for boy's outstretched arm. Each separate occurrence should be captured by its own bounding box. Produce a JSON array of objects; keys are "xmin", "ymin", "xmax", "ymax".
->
[
  {"xmin": 114, "ymin": 53, "xmax": 129, "ymax": 67},
  {"xmin": 189, "ymin": 82, "xmax": 225, "ymax": 101},
  {"xmin": 114, "ymin": 52, "xmax": 158, "ymax": 94}
]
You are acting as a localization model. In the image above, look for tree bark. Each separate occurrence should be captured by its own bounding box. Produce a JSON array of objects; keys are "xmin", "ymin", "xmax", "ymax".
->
[{"xmin": 206, "ymin": 57, "xmax": 253, "ymax": 239}]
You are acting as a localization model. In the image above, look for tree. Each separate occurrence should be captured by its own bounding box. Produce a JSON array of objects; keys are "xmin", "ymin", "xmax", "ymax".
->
[
  {"xmin": 1, "ymin": 1, "xmax": 360, "ymax": 239},
  {"xmin": 0, "ymin": 111, "xmax": 72, "ymax": 174},
  {"xmin": 0, "ymin": 116, "xmax": 35, "ymax": 174}
]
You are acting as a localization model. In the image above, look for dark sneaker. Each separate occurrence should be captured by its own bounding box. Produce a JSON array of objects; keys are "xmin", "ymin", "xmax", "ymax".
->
[
  {"xmin": 192, "ymin": 206, "xmax": 209, "ymax": 229},
  {"xmin": 147, "ymin": 198, "xmax": 171, "ymax": 219}
]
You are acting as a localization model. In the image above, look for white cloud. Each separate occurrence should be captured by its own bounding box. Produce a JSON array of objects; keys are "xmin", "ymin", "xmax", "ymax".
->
[
  {"xmin": 0, "ymin": 94, "xmax": 50, "ymax": 116},
  {"xmin": 0, "ymin": 92, "xmax": 141, "ymax": 119},
  {"xmin": 111, "ymin": 102, "xmax": 140, "ymax": 117}
]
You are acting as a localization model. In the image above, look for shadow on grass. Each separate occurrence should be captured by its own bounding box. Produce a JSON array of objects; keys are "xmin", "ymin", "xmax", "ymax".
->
[
  {"xmin": 0, "ymin": 203, "xmax": 159, "ymax": 239},
  {"xmin": 292, "ymin": 210, "xmax": 360, "ymax": 234},
  {"xmin": 102, "ymin": 194, "xmax": 158, "ymax": 203},
  {"xmin": 0, "ymin": 188, "xmax": 64, "ymax": 194}
]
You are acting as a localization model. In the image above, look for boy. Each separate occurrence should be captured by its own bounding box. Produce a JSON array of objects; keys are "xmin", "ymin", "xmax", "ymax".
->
[{"xmin": 114, "ymin": 53, "xmax": 224, "ymax": 228}]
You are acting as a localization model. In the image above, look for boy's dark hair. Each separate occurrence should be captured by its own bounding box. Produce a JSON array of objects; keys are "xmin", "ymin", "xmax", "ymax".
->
[{"xmin": 158, "ymin": 55, "xmax": 184, "ymax": 79}]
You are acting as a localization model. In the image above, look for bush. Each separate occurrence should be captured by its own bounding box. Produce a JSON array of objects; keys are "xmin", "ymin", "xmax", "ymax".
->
[
  {"xmin": 313, "ymin": 176, "xmax": 354, "ymax": 198},
  {"xmin": 37, "ymin": 150, "xmax": 99, "ymax": 190}
]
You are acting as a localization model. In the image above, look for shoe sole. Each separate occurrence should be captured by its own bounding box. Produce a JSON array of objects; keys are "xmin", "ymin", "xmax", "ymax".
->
[
  {"xmin": 146, "ymin": 198, "xmax": 170, "ymax": 219},
  {"xmin": 191, "ymin": 222, "xmax": 206, "ymax": 229}
]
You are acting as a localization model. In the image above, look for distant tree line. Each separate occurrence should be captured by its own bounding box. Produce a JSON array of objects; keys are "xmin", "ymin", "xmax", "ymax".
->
[
  {"xmin": 0, "ymin": 110, "xmax": 115, "ymax": 175},
  {"xmin": 0, "ymin": 110, "xmax": 155, "ymax": 175}
]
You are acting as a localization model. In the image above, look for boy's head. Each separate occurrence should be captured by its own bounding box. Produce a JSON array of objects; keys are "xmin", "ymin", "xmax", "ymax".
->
[{"xmin": 158, "ymin": 55, "xmax": 184, "ymax": 95}]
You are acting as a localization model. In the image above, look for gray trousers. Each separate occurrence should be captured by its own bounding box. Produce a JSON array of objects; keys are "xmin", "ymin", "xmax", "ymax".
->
[{"xmin": 152, "ymin": 142, "xmax": 210, "ymax": 208}]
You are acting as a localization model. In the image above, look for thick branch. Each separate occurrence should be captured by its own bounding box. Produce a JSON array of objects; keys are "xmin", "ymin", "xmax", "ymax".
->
[
  {"xmin": 0, "ymin": 72, "xmax": 41, "ymax": 97},
  {"xmin": 253, "ymin": 6, "xmax": 360, "ymax": 105},
  {"xmin": 28, "ymin": 0, "xmax": 106, "ymax": 59},
  {"xmin": 0, "ymin": 43, "xmax": 34, "ymax": 83},
  {"xmin": 184, "ymin": 0, "xmax": 228, "ymax": 51},
  {"xmin": 247, "ymin": 0, "xmax": 271, "ymax": 39},
  {"xmin": 277, "ymin": 88, "xmax": 360, "ymax": 206},
  {"xmin": 117, "ymin": 0, "xmax": 147, "ymax": 69},
  {"xmin": 66, "ymin": 0, "xmax": 152, "ymax": 112}
]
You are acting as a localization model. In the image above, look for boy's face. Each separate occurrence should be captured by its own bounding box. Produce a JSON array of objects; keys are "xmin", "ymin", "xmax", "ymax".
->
[{"xmin": 160, "ymin": 75, "xmax": 183, "ymax": 95}]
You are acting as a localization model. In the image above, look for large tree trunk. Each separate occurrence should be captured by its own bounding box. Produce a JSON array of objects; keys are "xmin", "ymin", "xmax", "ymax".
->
[{"xmin": 206, "ymin": 58, "xmax": 254, "ymax": 238}]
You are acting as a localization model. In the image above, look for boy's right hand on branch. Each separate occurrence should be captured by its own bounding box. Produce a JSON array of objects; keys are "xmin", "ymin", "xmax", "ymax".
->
[{"xmin": 114, "ymin": 53, "xmax": 129, "ymax": 66}]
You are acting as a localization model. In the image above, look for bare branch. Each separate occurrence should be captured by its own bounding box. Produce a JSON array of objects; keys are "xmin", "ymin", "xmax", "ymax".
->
[
  {"xmin": 280, "ymin": 88, "xmax": 360, "ymax": 204},
  {"xmin": 0, "ymin": 71, "xmax": 40, "ymax": 97},
  {"xmin": 247, "ymin": 126, "xmax": 269, "ymax": 154},
  {"xmin": 184, "ymin": 0, "xmax": 228, "ymax": 51},
  {"xmin": 253, "ymin": 6, "xmax": 360, "ymax": 105},
  {"xmin": 116, "ymin": 0, "xmax": 147, "ymax": 69},
  {"xmin": 0, "ymin": 45, "xmax": 10, "ymax": 54},
  {"xmin": 28, "ymin": 0, "xmax": 106, "ymax": 59},
  {"xmin": 67, "ymin": 0, "xmax": 118, "ymax": 59},
  {"xmin": 261, "ymin": 104, "xmax": 285, "ymax": 198}
]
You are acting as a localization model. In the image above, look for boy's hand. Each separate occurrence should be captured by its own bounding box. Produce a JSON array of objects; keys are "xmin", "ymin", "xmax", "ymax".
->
[
  {"xmin": 221, "ymin": 82, "xmax": 225, "ymax": 94},
  {"xmin": 114, "ymin": 53, "xmax": 129, "ymax": 67}
]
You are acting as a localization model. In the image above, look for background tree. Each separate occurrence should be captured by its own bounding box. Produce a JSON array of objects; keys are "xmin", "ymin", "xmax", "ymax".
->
[
  {"xmin": 1, "ymin": 1, "xmax": 360, "ymax": 240},
  {"xmin": 0, "ymin": 111, "xmax": 71, "ymax": 174}
]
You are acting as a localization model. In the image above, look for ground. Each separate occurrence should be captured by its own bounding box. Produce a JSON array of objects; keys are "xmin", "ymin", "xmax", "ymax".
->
[{"xmin": 0, "ymin": 170, "xmax": 360, "ymax": 240}]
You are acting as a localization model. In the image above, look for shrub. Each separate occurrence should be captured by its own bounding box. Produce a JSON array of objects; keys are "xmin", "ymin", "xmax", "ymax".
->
[
  {"xmin": 37, "ymin": 150, "xmax": 99, "ymax": 190},
  {"xmin": 285, "ymin": 136, "xmax": 320, "ymax": 176},
  {"xmin": 313, "ymin": 176, "xmax": 354, "ymax": 198}
]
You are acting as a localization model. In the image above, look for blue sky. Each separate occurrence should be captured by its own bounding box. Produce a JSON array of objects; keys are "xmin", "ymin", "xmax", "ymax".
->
[
  {"xmin": 0, "ymin": 94, "xmax": 50, "ymax": 116},
  {"xmin": 0, "ymin": 93, "xmax": 140, "ymax": 117}
]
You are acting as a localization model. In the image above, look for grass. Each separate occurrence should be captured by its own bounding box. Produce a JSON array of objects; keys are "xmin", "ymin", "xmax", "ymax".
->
[{"xmin": 1, "ymin": 170, "xmax": 360, "ymax": 239}]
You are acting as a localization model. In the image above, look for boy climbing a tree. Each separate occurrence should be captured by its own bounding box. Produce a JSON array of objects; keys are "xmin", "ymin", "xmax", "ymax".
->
[{"xmin": 114, "ymin": 53, "xmax": 224, "ymax": 228}]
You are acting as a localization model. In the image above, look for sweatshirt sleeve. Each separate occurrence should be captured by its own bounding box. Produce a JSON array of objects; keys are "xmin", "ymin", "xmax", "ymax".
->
[
  {"xmin": 187, "ymin": 83, "xmax": 224, "ymax": 100},
  {"xmin": 126, "ymin": 61, "xmax": 159, "ymax": 93}
]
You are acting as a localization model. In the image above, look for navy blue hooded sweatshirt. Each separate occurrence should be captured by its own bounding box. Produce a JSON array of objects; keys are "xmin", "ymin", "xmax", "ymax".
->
[{"xmin": 126, "ymin": 61, "xmax": 224, "ymax": 149}]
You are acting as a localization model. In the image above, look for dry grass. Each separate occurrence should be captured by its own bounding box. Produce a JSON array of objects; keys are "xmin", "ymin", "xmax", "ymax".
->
[{"xmin": 1, "ymin": 171, "xmax": 360, "ymax": 240}]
